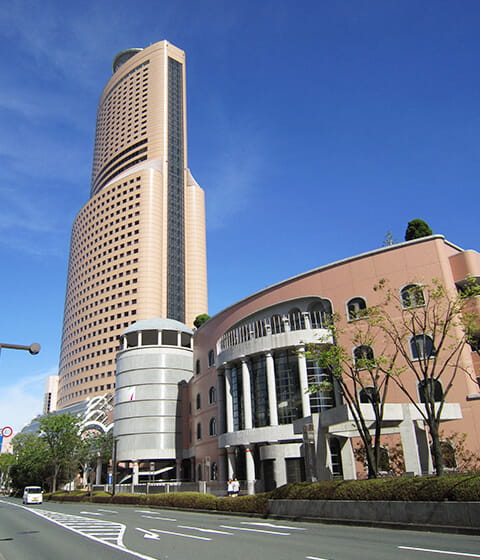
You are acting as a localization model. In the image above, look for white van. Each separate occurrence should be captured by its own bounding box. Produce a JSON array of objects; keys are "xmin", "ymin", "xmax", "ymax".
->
[{"xmin": 22, "ymin": 486, "xmax": 43, "ymax": 504}]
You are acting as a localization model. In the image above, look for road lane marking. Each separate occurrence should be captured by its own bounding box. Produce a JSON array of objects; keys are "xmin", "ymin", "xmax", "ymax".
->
[
  {"xmin": 136, "ymin": 528, "xmax": 161, "ymax": 540},
  {"xmin": 150, "ymin": 528, "xmax": 211, "ymax": 541},
  {"xmin": 80, "ymin": 511, "xmax": 102, "ymax": 515},
  {"xmin": 141, "ymin": 514, "xmax": 177, "ymax": 521},
  {"xmin": 241, "ymin": 521, "xmax": 306, "ymax": 530},
  {"xmin": 177, "ymin": 525, "xmax": 234, "ymax": 535},
  {"xmin": 398, "ymin": 546, "xmax": 480, "ymax": 557},
  {"xmin": 220, "ymin": 525, "xmax": 290, "ymax": 536},
  {"xmin": 306, "ymin": 556, "xmax": 330, "ymax": 560}
]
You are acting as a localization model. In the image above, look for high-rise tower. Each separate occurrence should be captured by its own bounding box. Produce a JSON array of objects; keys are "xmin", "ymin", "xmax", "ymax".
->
[{"xmin": 57, "ymin": 41, "xmax": 207, "ymax": 409}]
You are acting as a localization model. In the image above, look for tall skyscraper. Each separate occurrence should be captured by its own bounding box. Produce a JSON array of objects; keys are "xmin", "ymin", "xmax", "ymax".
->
[{"xmin": 57, "ymin": 41, "xmax": 207, "ymax": 409}]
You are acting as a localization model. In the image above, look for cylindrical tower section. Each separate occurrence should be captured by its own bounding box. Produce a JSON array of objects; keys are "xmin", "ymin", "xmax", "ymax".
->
[{"xmin": 114, "ymin": 318, "xmax": 193, "ymax": 467}]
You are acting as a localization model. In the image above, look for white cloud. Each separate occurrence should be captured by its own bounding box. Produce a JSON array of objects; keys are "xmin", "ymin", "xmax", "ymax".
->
[{"xmin": 0, "ymin": 370, "xmax": 52, "ymax": 435}]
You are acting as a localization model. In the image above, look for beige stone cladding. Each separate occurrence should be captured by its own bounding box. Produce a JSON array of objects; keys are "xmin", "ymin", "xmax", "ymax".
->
[
  {"xmin": 58, "ymin": 41, "xmax": 207, "ymax": 409},
  {"xmin": 190, "ymin": 236, "xmax": 480, "ymax": 484}
]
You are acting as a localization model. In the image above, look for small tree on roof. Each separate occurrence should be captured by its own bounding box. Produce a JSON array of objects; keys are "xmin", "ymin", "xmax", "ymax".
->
[{"xmin": 405, "ymin": 219, "xmax": 433, "ymax": 241}]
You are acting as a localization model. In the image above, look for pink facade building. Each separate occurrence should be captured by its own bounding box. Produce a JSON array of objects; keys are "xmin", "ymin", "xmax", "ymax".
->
[{"xmin": 188, "ymin": 235, "xmax": 480, "ymax": 491}]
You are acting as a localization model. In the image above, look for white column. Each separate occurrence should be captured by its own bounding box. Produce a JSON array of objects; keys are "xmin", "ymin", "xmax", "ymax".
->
[
  {"xmin": 399, "ymin": 404, "xmax": 422, "ymax": 475},
  {"xmin": 217, "ymin": 371, "xmax": 226, "ymax": 434},
  {"xmin": 245, "ymin": 446, "xmax": 255, "ymax": 495},
  {"xmin": 95, "ymin": 455, "xmax": 102, "ymax": 485},
  {"xmin": 241, "ymin": 358, "xmax": 253, "ymax": 430},
  {"xmin": 224, "ymin": 366, "xmax": 233, "ymax": 433},
  {"xmin": 297, "ymin": 345, "xmax": 311, "ymax": 418},
  {"xmin": 265, "ymin": 352, "xmax": 278, "ymax": 426},
  {"xmin": 227, "ymin": 447, "xmax": 235, "ymax": 479},
  {"xmin": 132, "ymin": 461, "xmax": 139, "ymax": 485}
]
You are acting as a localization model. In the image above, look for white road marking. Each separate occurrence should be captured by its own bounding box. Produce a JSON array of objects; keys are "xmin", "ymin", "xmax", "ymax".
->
[
  {"xmin": 241, "ymin": 521, "xmax": 306, "ymax": 530},
  {"xmin": 220, "ymin": 525, "xmax": 290, "ymax": 536},
  {"xmin": 306, "ymin": 557, "xmax": 330, "ymax": 560},
  {"xmin": 2, "ymin": 502, "xmax": 160, "ymax": 560},
  {"xmin": 150, "ymin": 528, "xmax": 211, "ymax": 541},
  {"xmin": 399, "ymin": 546, "xmax": 480, "ymax": 557},
  {"xmin": 80, "ymin": 511, "xmax": 102, "ymax": 515},
  {"xmin": 177, "ymin": 525, "xmax": 234, "ymax": 535},
  {"xmin": 136, "ymin": 528, "xmax": 161, "ymax": 540},
  {"xmin": 141, "ymin": 514, "xmax": 177, "ymax": 521}
]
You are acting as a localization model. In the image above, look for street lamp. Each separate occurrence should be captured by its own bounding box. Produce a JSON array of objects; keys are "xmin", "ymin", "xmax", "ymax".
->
[{"xmin": 0, "ymin": 342, "xmax": 41, "ymax": 355}]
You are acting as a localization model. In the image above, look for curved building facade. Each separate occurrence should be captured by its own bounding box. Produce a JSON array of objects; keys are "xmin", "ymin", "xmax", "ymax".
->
[
  {"xmin": 114, "ymin": 318, "xmax": 193, "ymax": 477},
  {"xmin": 57, "ymin": 41, "xmax": 207, "ymax": 409}
]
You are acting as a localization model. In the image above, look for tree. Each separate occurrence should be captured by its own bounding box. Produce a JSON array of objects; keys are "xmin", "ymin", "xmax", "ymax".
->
[
  {"xmin": 194, "ymin": 313, "xmax": 210, "ymax": 328},
  {"xmin": 370, "ymin": 278, "xmax": 480, "ymax": 475},
  {"xmin": 306, "ymin": 314, "xmax": 397, "ymax": 479},
  {"xmin": 0, "ymin": 453, "xmax": 16, "ymax": 492},
  {"xmin": 10, "ymin": 432, "xmax": 50, "ymax": 491},
  {"xmin": 39, "ymin": 413, "xmax": 82, "ymax": 492},
  {"xmin": 405, "ymin": 219, "xmax": 433, "ymax": 241}
]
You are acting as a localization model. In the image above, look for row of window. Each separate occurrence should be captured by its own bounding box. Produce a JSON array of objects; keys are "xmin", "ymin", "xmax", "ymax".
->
[
  {"xmin": 353, "ymin": 334, "xmax": 435, "ymax": 367},
  {"xmin": 347, "ymin": 284, "xmax": 425, "ymax": 321}
]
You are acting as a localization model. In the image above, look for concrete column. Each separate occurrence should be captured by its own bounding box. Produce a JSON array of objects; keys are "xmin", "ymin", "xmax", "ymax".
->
[
  {"xmin": 245, "ymin": 446, "xmax": 256, "ymax": 495},
  {"xmin": 132, "ymin": 461, "xmax": 139, "ymax": 485},
  {"xmin": 339, "ymin": 438, "xmax": 357, "ymax": 480},
  {"xmin": 297, "ymin": 345, "xmax": 311, "ymax": 418},
  {"xmin": 137, "ymin": 331, "xmax": 142, "ymax": 346},
  {"xmin": 95, "ymin": 455, "xmax": 102, "ymax": 485},
  {"xmin": 227, "ymin": 447, "xmax": 235, "ymax": 479},
  {"xmin": 225, "ymin": 366, "xmax": 234, "ymax": 433},
  {"xmin": 265, "ymin": 352, "xmax": 278, "ymax": 426},
  {"xmin": 217, "ymin": 371, "xmax": 226, "ymax": 434},
  {"xmin": 241, "ymin": 358, "xmax": 253, "ymax": 430},
  {"xmin": 399, "ymin": 404, "xmax": 422, "ymax": 475}
]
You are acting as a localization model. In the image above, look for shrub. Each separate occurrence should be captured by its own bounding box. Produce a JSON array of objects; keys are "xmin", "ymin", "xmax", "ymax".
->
[
  {"xmin": 217, "ymin": 493, "xmax": 269, "ymax": 514},
  {"xmin": 112, "ymin": 493, "xmax": 148, "ymax": 505},
  {"xmin": 147, "ymin": 492, "xmax": 217, "ymax": 510}
]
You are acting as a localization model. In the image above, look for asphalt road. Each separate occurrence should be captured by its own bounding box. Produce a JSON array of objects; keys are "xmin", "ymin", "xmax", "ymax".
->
[{"xmin": 1, "ymin": 497, "xmax": 479, "ymax": 560}]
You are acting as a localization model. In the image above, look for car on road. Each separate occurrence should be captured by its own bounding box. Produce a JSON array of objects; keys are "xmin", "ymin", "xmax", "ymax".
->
[{"xmin": 22, "ymin": 486, "xmax": 43, "ymax": 504}]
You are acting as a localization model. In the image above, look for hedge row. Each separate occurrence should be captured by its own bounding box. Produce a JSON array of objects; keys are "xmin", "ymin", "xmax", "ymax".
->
[
  {"xmin": 45, "ymin": 475, "xmax": 480, "ymax": 514},
  {"xmin": 45, "ymin": 490, "xmax": 268, "ymax": 514},
  {"xmin": 269, "ymin": 475, "xmax": 480, "ymax": 502}
]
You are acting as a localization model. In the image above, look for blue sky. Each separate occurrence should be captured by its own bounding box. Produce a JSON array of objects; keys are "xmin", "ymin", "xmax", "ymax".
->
[{"xmin": 1, "ymin": 0, "xmax": 479, "ymax": 434}]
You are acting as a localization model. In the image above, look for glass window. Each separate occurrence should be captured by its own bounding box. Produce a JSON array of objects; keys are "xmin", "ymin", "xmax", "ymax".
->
[
  {"xmin": 289, "ymin": 308, "xmax": 305, "ymax": 331},
  {"xmin": 209, "ymin": 417, "xmax": 217, "ymax": 436},
  {"xmin": 410, "ymin": 335, "xmax": 435, "ymax": 360},
  {"xmin": 162, "ymin": 330, "xmax": 177, "ymax": 345},
  {"xmin": 307, "ymin": 360, "xmax": 334, "ymax": 413},
  {"xmin": 309, "ymin": 299, "xmax": 333, "ymax": 328},
  {"xmin": 270, "ymin": 314, "xmax": 285, "ymax": 334},
  {"xmin": 353, "ymin": 345, "xmax": 375, "ymax": 370},
  {"xmin": 208, "ymin": 349, "xmax": 215, "ymax": 367},
  {"xmin": 209, "ymin": 386, "xmax": 216, "ymax": 404},
  {"xmin": 251, "ymin": 355, "xmax": 269, "ymax": 427},
  {"xmin": 141, "ymin": 330, "xmax": 157, "ymax": 345},
  {"xmin": 274, "ymin": 350, "xmax": 302, "ymax": 424},
  {"xmin": 418, "ymin": 378, "xmax": 443, "ymax": 403},
  {"xmin": 401, "ymin": 284, "xmax": 425, "ymax": 309},
  {"xmin": 195, "ymin": 359, "xmax": 201, "ymax": 375},
  {"xmin": 347, "ymin": 297, "xmax": 367, "ymax": 321},
  {"xmin": 196, "ymin": 422, "xmax": 202, "ymax": 440},
  {"xmin": 196, "ymin": 393, "xmax": 201, "ymax": 410}
]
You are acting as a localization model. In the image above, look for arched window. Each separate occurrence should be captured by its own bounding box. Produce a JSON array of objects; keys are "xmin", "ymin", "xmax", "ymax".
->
[
  {"xmin": 410, "ymin": 335, "xmax": 435, "ymax": 360},
  {"xmin": 359, "ymin": 386, "xmax": 380, "ymax": 404},
  {"xmin": 209, "ymin": 386, "xmax": 216, "ymax": 404},
  {"xmin": 196, "ymin": 422, "xmax": 202, "ymax": 440},
  {"xmin": 309, "ymin": 299, "xmax": 333, "ymax": 328},
  {"xmin": 195, "ymin": 359, "xmax": 201, "ymax": 375},
  {"xmin": 353, "ymin": 345, "xmax": 374, "ymax": 370},
  {"xmin": 209, "ymin": 417, "xmax": 217, "ymax": 436},
  {"xmin": 401, "ymin": 284, "xmax": 425, "ymax": 309},
  {"xmin": 418, "ymin": 379, "xmax": 443, "ymax": 403},
  {"xmin": 196, "ymin": 393, "xmax": 201, "ymax": 409},
  {"xmin": 289, "ymin": 308, "xmax": 305, "ymax": 331},
  {"xmin": 208, "ymin": 350, "xmax": 215, "ymax": 367},
  {"xmin": 347, "ymin": 297, "xmax": 367, "ymax": 321}
]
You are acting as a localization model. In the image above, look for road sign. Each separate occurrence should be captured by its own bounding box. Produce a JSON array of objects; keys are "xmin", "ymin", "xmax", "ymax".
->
[{"xmin": 1, "ymin": 426, "xmax": 13, "ymax": 438}]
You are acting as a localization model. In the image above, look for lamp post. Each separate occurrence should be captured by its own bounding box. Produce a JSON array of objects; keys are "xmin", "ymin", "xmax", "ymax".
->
[{"xmin": 0, "ymin": 342, "xmax": 41, "ymax": 355}]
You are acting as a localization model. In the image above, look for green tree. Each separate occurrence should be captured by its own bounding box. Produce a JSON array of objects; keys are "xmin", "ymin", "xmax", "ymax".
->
[
  {"xmin": 10, "ymin": 432, "xmax": 50, "ymax": 491},
  {"xmin": 306, "ymin": 313, "xmax": 396, "ymax": 479},
  {"xmin": 370, "ymin": 278, "xmax": 480, "ymax": 476},
  {"xmin": 0, "ymin": 453, "xmax": 16, "ymax": 492},
  {"xmin": 193, "ymin": 313, "xmax": 210, "ymax": 328},
  {"xmin": 405, "ymin": 219, "xmax": 433, "ymax": 241},
  {"xmin": 39, "ymin": 413, "xmax": 82, "ymax": 492}
]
